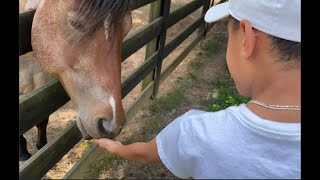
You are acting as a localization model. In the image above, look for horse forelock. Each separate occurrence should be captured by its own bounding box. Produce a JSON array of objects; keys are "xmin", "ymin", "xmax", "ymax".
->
[{"xmin": 67, "ymin": 0, "xmax": 131, "ymax": 46}]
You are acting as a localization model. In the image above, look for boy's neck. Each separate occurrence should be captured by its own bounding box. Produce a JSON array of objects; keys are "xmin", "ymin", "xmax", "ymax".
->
[{"xmin": 247, "ymin": 68, "xmax": 301, "ymax": 123}]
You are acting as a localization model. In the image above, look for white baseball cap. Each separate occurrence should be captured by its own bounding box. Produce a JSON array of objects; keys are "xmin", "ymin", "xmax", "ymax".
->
[{"xmin": 204, "ymin": 0, "xmax": 301, "ymax": 42}]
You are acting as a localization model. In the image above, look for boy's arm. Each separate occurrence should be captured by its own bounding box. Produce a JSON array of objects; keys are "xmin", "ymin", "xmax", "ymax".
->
[{"xmin": 92, "ymin": 137, "xmax": 161, "ymax": 164}]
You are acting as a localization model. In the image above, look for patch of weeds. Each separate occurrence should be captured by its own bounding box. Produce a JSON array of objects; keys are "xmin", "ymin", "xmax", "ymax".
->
[
  {"xmin": 77, "ymin": 140, "xmax": 92, "ymax": 159},
  {"xmin": 159, "ymin": 88, "xmax": 187, "ymax": 112},
  {"xmin": 87, "ymin": 154, "xmax": 121, "ymax": 178},
  {"xmin": 203, "ymin": 34, "xmax": 227, "ymax": 55},
  {"xmin": 145, "ymin": 117, "xmax": 165, "ymax": 136},
  {"xmin": 175, "ymin": 76, "xmax": 184, "ymax": 83},
  {"xmin": 187, "ymin": 72, "xmax": 198, "ymax": 81},
  {"xmin": 186, "ymin": 57, "xmax": 206, "ymax": 83},
  {"xmin": 149, "ymin": 87, "xmax": 188, "ymax": 113},
  {"xmin": 149, "ymin": 101, "xmax": 161, "ymax": 114},
  {"xmin": 187, "ymin": 60, "xmax": 204, "ymax": 72},
  {"xmin": 206, "ymin": 74, "xmax": 250, "ymax": 112}
]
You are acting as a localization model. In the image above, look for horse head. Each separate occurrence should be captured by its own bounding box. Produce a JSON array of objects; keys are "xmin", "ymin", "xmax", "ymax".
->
[{"xmin": 31, "ymin": 0, "xmax": 132, "ymax": 139}]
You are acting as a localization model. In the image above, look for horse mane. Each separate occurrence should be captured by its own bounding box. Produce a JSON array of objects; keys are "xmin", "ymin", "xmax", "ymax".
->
[{"xmin": 66, "ymin": 0, "xmax": 131, "ymax": 46}]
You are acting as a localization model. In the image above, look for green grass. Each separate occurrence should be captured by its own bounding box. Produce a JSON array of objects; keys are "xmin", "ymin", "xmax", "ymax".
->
[
  {"xmin": 187, "ymin": 60, "xmax": 204, "ymax": 72},
  {"xmin": 203, "ymin": 35, "xmax": 227, "ymax": 56},
  {"xmin": 206, "ymin": 73, "xmax": 250, "ymax": 112},
  {"xmin": 149, "ymin": 88, "xmax": 188, "ymax": 113},
  {"xmin": 87, "ymin": 154, "xmax": 121, "ymax": 178},
  {"xmin": 146, "ymin": 117, "xmax": 163, "ymax": 134},
  {"xmin": 143, "ymin": 117, "xmax": 168, "ymax": 140}
]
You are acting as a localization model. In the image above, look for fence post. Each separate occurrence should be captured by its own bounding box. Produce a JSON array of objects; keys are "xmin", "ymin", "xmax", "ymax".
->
[
  {"xmin": 198, "ymin": 0, "xmax": 211, "ymax": 38},
  {"xmin": 141, "ymin": 0, "xmax": 162, "ymax": 91},
  {"xmin": 151, "ymin": 0, "xmax": 171, "ymax": 98},
  {"xmin": 204, "ymin": 0, "xmax": 227, "ymax": 37}
]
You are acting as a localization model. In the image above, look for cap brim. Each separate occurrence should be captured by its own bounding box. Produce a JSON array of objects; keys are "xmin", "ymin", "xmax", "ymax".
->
[{"xmin": 204, "ymin": 1, "xmax": 230, "ymax": 23}]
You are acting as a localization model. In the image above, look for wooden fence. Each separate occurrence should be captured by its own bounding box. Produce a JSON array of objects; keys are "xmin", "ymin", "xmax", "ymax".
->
[{"xmin": 19, "ymin": 0, "xmax": 224, "ymax": 179}]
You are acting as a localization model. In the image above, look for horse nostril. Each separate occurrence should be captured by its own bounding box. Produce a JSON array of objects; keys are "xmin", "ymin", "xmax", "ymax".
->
[
  {"xmin": 95, "ymin": 117, "xmax": 120, "ymax": 139},
  {"xmin": 96, "ymin": 118, "xmax": 111, "ymax": 135},
  {"xmin": 97, "ymin": 118, "xmax": 106, "ymax": 129}
]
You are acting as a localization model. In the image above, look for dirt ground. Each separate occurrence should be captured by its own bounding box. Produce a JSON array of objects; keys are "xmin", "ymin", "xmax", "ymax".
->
[{"xmin": 19, "ymin": 0, "xmax": 228, "ymax": 179}]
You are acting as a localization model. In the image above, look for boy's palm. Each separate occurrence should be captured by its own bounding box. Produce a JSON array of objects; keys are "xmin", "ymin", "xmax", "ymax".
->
[{"xmin": 92, "ymin": 138, "xmax": 123, "ymax": 154}]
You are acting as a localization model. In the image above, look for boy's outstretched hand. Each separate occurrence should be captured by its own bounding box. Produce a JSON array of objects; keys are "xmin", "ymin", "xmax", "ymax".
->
[
  {"xmin": 91, "ymin": 137, "xmax": 161, "ymax": 164},
  {"xmin": 92, "ymin": 138, "xmax": 123, "ymax": 155}
]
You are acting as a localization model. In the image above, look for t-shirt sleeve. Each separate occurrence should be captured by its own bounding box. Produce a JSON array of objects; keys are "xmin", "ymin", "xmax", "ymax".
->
[{"xmin": 156, "ymin": 110, "xmax": 199, "ymax": 179}]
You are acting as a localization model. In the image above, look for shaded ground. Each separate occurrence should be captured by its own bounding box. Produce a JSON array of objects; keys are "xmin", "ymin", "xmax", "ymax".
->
[{"xmin": 19, "ymin": 1, "xmax": 228, "ymax": 179}]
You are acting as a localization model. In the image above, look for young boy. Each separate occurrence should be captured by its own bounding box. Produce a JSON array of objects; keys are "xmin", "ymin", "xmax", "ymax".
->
[{"xmin": 92, "ymin": 0, "xmax": 301, "ymax": 178}]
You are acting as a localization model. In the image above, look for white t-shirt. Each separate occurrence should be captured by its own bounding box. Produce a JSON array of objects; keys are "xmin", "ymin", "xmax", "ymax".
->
[{"xmin": 156, "ymin": 104, "xmax": 301, "ymax": 179}]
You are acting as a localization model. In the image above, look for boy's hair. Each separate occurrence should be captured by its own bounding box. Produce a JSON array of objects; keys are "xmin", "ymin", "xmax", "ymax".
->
[{"xmin": 231, "ymin": 17, "xmax": 301, "ymax": 63}]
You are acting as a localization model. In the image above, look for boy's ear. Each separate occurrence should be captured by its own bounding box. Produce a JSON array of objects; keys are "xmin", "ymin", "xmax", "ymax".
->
[{"xmin": 239, "ymin": 20, "xmax": 256, "ymax": 59}]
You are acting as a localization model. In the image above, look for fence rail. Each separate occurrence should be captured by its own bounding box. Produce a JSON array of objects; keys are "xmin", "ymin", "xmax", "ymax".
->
[{"xmin": 19, "ymin": 0, "xmax": 224, "ymax": 179}]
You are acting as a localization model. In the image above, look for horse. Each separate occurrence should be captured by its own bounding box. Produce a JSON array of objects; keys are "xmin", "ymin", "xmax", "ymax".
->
[{"xmin": 19, "ymin": 0, "xmax": 133, "ymax": 161}]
